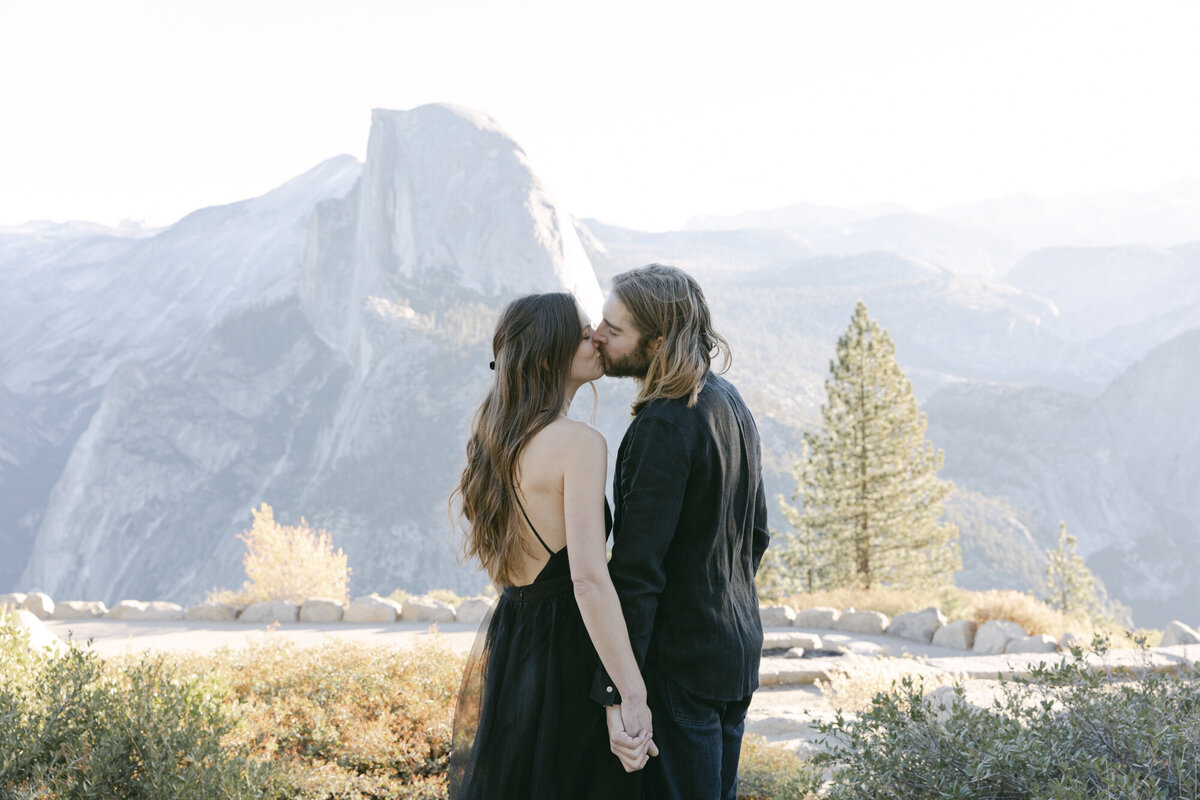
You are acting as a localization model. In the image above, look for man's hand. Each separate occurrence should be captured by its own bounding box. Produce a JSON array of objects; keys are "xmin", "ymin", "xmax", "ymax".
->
[
  {"xmin": 606, "ymin": 704, "xmax": 659, "ymax": 772},
  {"xmin": 619, "ymin": 696, "xmax": 654, "ymax": 743}
]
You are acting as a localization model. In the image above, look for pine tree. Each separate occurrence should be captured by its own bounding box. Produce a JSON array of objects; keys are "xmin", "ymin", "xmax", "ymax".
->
[
  {"xmin": 1044, "ymin": 521, "xmax": 1097, "ymax": 615},
  {"xmin": 780, "ymin": 302, "xmax": 960, "ymax": 590}
]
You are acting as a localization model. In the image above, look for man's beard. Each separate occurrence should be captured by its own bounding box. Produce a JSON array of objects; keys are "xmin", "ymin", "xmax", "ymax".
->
[{"xmin": 601, "ymin": 339, "xmax": 653, "ymax": 379}]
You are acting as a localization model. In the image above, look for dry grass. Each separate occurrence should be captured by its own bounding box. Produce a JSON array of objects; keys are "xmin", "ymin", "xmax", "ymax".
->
[
  {"xmin": 737, "ymin": 735, "xmax": 823, "ymax": 799},
  {"xmin": 782, "ymin": 586, "xmax": 970, "ymax": 620},
  {"xmin": 784, "ymin": 586, "xmax": 1158, "ymax": 647},
  {"xmin": 963, "ymin": 589, "xmax": 1090, "ymax": 638},
  {"xmin": 962, "ymin": 589, "xmax": 1160, "ymax": 645},
  {"xmin": 156, "ymin": 638, "xmax": 464, "ymax": 799},
  {"xmin": 388, "ymin": 588, "xmax": 469, "ymax": 609}
]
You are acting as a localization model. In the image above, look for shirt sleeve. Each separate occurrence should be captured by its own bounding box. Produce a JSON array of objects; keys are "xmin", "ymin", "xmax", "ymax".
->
[
  {"xmin": 589, "ymin": 414, "xmax": 691, "ymax": 706},
  {"xmin": 751, "ymin": 476, "xmax": 770, "ymax": 573}
]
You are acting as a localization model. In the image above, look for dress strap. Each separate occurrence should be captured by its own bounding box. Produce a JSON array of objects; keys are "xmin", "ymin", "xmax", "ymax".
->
[{"xmin": 514, "ymin": 494, "xmax": 555, "ymax": 556}]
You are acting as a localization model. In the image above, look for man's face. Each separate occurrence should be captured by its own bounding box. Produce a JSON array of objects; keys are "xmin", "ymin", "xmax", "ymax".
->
[{"xmin": 593, "ymin": 295, "xmax": 654, "ymax": 378}]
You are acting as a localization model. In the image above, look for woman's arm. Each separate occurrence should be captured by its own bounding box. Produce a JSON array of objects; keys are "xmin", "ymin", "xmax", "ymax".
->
[{"xmin": 563, "ymin": 426, "xmax": 656, "ymax": 761}]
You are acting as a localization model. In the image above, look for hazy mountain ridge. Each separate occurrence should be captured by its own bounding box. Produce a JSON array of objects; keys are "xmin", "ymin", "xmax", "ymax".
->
[
  {"xmin": 16, "ymin": 105, "xmax": 611, "ymax": 604},
  {"xmin": 4, "ymin": 107, "xmax": 1197, "ymax": 625},
  {"xmin": 688, "ymin": 180, "xmax": 1200, "ymax": 275},
  {"xmin": 936, "ymin": 179, "xmax": 1200, "ymax": 251},
  {"xmin": 925, "ymin": 329, "xmax": 1200, "ymax": 625},
  {"xmin": 1, "ymin": 155, "xmax": 362, "ymax": 593},
  {"xmin": 582, "ymin": 222, "xmax": 1200, "ymax": 625}
]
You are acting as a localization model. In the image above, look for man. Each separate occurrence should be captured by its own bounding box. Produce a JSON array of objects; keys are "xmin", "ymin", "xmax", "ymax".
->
[{"xmin": 590, "ymin": 264, "xmax": 770, "ymax": 800}]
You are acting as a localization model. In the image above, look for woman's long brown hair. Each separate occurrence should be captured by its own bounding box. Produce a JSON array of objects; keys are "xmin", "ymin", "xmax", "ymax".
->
[{"xmin": 453, "ymin": 292, "xmax": 581, "ymax": 586}]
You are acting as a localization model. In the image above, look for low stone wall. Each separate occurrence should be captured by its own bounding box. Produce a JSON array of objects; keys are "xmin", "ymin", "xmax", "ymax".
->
[
  {"xmin": 757, "ymin": 602, "xmax": 1200, "ymax": 654},
  {"xmin": 0, "ymin": 591, "xmax": 495, "ymax": 627},
  {"xmin": 7, "ymin": 592, "xmax": 1199, "ymax": 656}
]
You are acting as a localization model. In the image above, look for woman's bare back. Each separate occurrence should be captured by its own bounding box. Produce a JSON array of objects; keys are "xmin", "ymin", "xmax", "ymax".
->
[{"xmin": 506, "ymin": 418, "xmax": 596, "ymax": 586}]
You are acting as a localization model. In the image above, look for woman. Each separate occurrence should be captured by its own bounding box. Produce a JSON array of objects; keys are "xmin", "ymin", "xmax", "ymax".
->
[{"xmin": 449, "ymin": 292, "xmax": 653, "ymax": 799}]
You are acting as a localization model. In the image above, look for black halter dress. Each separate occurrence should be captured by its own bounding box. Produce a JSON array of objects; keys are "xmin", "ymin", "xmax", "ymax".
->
[{"xmin": 448, "ymin": 501, "xmax": 632, "ymax": 799}]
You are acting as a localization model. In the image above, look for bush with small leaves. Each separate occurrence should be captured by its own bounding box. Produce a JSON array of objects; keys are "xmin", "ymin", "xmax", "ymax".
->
[
  {"xmin": 815, "ymin": 638, "xmax": 1200, "ymax": 799},
  {"xmin": 0, "ymin": 616, "xmax": 273, "ymax": 799}
]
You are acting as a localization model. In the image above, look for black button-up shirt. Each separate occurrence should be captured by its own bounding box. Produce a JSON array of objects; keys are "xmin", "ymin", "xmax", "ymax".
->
[{"xmin": 592, "ymin": 373, "xmax": 769, "ymax": 704}]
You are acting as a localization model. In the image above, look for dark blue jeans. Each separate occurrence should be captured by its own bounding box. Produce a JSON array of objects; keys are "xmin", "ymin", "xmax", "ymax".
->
[{"xmin": 643, "ymin": 669, "xmax": 753, "ymax": 800}]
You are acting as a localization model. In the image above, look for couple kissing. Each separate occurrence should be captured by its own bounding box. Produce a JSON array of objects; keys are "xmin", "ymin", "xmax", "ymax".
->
[{"xmin": 450, "ymin": 264, "xmax": 768, "ymax": 800}]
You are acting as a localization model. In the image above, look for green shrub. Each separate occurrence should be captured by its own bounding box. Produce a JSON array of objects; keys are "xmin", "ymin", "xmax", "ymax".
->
[
  {"xmin": 737, "ymin": 735, "xmax": 824, "ymax": 799},
  {"xmin": 815, "ymin": 640, "xmax": 1200, "ymax": 799},
  {"xmin": 0, "ymin": 617, "xmax": 271, "ymax": 799}
]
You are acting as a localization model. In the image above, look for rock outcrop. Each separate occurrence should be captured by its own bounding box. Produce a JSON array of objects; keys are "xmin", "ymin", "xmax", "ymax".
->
[
  {"xmin": 240, "ymin": 601, "xmax": 300, "ymax": 623},
  {"xmin": 399, "ymin": 595, "xmax": 456, "ymax": 623},
  {"xmin": 794, "ymin": 607, "xmax": 841, "ymax": 628},
  {"xmin": 932, "ymin": 620, "xmax": 977, "ymax": 650},
  {"xmin": 973, "ymin": 620, "xmax": 1027, "ymax": 655},
  {"xmin": 17, "ymin": 106, "xmax": 606, "ymax": 606},
  {"xmin": 887, "ymin": 607, "xmax": 947, "ymax": 643},
  {"xmin": 343, "ymin": 595, "xmax": 401, "ymax": 623},
  {"xmin": 1161, "ymin": 619, "xmax": 1200, "ymax": 646},
  {"xmin": 836, "ymin": 610, "xmax": 889, "ymax": 635}
]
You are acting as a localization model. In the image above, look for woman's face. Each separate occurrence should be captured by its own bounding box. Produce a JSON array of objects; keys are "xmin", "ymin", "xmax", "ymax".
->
[{"xmin": 569, "ymin": 307, "xmax": 605, "ymax": 384}]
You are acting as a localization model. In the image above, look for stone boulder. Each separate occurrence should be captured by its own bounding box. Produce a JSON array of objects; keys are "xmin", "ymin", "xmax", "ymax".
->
[
  {"xmin": 1161, "ymin": 620, "xmax": 1200, "ymax": 646},
  {"xmin": 299, "ymin": 598, "xmax": 344, "ymax": 623},
  {"xmin": 763, "ymin": 631, "xmax": 823, "ymax": 651},
  {"xmin": 107, "ymin": 600, "xmax": 186, "ymax": 620},
  {"xmin": 836, "ymin": 609, "xmax": 889, "ymax": 635},
  {"xmin": 0, "ymin": 592, "xmax": 28, "ymax": 611},
  {"xmin": 1059, "ymin": 631, "xmax": 1085, "ymax": 651},
  {"xmin": 21, "ymin": 592, "xmax": 55, "ymax": 619},
  {"xmin": 793, "ymin": 606, "xmax": 840, "ymax": 628},
  {"xmin": 455, "ymin": 597, "xmax": 494, "ymax": 624},
  {"xmin": 932, "ymin": 620, "xmax": 976, "ymax": 650},
  {"xmin": 240, "ymin": 601, "xmax": 300, "ymax": 623},
  {"xmin": 185, "ymin": 603, "xmax": 239, "ymax": 622},
  {"xmin": 51, "ymin": 601, "xmax": 109, "ymax": 620},
  {"xmin": 759, "ymin": 605, "xmax": 797, "ymax": 627},
  {"xmin": 887, "ymin": 607, "xmax": 947, "ymax": 643},
  {"xmin": 923, "ymin": 685, "xmax": 969, "ymax": 723},
  {"xmin": 3, "ymin": 609, "xmax": 67, "ymax": 656},
  {"xmin": 400, "ymin": 595, "xmax": 457, "ymax": 623},
  {"xmin": 1005, "ymin": 634, "xmax": 1058, "ymax": 654},
  {"xmin": 973, "ymin": 620, "xmax": 1026, "ymax": 654},
  {"xmin": 344, "ymin": 595, "xmax": 401, "ymax": 623}
]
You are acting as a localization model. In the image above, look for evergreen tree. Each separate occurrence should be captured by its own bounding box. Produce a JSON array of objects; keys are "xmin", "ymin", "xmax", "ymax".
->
[
  {"xmin": 780, "ymin": 302, "xmax": 959, "ymax": 590},
  {"xmin": 756, "ymin": 456, "xmax": 823, "ymax": 600},
  {"xmin": 1044, "ymin": 521, "xmax": 1098, "ymax": 615}
]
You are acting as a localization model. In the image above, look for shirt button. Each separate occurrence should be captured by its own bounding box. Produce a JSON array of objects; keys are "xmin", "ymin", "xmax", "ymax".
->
[{"xmin": 606, "ymin": 686, "xmax": 613, "ymax": 693}]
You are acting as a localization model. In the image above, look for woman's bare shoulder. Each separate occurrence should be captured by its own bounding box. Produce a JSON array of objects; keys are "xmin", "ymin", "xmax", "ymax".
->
[{"xmin": 540, "ymin": 417, "xmax": 607, "ymax": 453}]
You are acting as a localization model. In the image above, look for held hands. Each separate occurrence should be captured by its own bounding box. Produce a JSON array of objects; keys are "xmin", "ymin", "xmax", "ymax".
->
[{"xmin": 606, "ymin": 700, "xmax": 659, "ymax": 773}]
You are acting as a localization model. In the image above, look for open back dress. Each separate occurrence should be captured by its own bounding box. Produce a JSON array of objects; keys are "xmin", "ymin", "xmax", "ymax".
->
[{"xmin": 448, "ymin": 501, "xmax": 634, "ymax": 799}]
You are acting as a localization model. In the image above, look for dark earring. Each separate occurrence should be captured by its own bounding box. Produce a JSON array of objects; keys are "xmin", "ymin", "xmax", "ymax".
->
[{"xmin": 489, "ymin": 361, "xmax": 496, "ymax": 370}]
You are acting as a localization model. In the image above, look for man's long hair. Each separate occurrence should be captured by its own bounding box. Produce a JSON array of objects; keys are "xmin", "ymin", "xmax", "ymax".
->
[
  {"xmin": 453, "ymin": 292, "xmax": 580, "ymax": 586},
  {"xmin": 612, "ymin": 264, "xmax": 730, "ymax": 415}
]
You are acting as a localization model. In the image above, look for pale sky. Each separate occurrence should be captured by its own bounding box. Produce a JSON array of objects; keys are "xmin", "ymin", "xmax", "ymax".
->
[{"xmin": 2, "ymin": 0, "xmax": 1198, "ymax": 232}]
